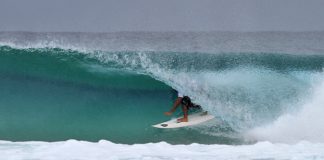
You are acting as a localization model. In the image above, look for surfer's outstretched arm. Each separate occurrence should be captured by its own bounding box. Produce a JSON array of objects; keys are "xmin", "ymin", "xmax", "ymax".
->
[{"xmin": 164, "ymin": 97, "xmax": 182, "ymax": 115}]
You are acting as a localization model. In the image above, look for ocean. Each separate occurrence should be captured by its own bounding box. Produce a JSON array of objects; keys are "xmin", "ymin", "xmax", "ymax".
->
[{"xmin": 0, "ymin": 31, "xmax": 324, "ymax": 159}]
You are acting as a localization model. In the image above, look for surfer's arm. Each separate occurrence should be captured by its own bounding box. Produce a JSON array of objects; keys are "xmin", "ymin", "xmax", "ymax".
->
[
  {"xmin": 164, "ymin": 97, "xmax": 182, "ymax": 115},
  {"xmin": 170, "ymin": 97, "xmax": 182, "ymax": 112}
]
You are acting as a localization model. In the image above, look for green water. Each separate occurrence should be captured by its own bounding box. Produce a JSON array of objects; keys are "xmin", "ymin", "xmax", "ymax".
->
[
  {"xmin": 0, "ymin": 70, "xmax": 232, "ymax": 144},
  {"xmin": 0, "ymin": 48, "xmax": 237, "ymax": 144}
]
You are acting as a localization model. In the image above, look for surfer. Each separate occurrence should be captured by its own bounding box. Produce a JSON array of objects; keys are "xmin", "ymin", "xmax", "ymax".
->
[{"xmin": 164, "ymin": 91, "xmax": 201, "ymax": 122}]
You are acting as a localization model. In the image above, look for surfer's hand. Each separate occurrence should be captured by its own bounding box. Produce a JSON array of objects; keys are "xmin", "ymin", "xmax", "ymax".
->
[{"xmin": 164, "ymin": 112, "xmax": 172, "ymax": 116}]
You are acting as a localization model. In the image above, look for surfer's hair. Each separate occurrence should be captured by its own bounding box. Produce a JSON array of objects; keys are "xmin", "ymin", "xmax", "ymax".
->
[{"xmin": 181, "ymin": 96, "xmax": 192, "ymax": 106}]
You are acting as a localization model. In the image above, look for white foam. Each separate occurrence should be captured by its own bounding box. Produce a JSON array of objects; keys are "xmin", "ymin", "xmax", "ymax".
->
[
  {"xmin": 0, "ymin": 140, "xmax": 322, "ymax": 160},
  {"xmin": 246, "ymin": 76, "xmax": 324, "ymax": 143}
]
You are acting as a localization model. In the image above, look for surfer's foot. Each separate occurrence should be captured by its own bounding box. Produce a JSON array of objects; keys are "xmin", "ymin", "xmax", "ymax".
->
[
  {"xmin": 177, "ymin": 117, "xmax": 188, "ymax": 122},
  {"xmin": 164, "ymin": 112, "xmax": 172, "ymax": 116}
]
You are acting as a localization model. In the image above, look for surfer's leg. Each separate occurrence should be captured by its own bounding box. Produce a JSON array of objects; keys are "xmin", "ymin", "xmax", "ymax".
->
[
  {"xmin": 177, "ymin": 105, "xmax": 188, "ymax": 122},
  {"xmin": 165, "ymin": 97, "xmax": 182, "ymax": 116}
]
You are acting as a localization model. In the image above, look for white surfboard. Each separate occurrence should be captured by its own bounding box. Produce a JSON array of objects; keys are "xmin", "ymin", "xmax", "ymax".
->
[{"xmin": 152, "ymin": 111, "xmax": 215, "ymax": 128}]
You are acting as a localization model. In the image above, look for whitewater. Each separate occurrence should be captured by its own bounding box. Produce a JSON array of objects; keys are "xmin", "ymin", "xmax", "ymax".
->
[{"xmin": 1, "ymin": 31, "xmax": 324, "ymax": 159}]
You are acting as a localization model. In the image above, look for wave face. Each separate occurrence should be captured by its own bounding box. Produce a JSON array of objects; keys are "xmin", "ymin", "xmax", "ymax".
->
[{"xmin": 1, "ymin": 32, "xmax": 324, "ymax": 144}]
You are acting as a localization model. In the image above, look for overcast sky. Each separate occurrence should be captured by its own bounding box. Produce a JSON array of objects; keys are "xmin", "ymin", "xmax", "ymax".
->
[{"xmin": 0, "ymin": 0, "xmax": 324, "ymax": 32}]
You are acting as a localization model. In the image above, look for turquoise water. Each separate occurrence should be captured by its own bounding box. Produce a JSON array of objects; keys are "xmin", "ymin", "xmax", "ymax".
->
[{"xmin": 0, "ymin": 47, "xmax": 238, "ymax": 144}]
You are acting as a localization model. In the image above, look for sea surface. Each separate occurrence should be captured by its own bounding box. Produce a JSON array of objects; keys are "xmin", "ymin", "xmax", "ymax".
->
[{"xmin": 0, "ymin": 31, "xmax": 324, "ymax": 159}]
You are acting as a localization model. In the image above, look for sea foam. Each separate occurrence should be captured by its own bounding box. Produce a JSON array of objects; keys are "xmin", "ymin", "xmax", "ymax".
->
[
  {"xmin": 246, "ymin": 75, "xmax": 324, "ymax": 143},
  {"xmin": 0, "ymin": 140, "xmax": 323, "ymax": 160}
]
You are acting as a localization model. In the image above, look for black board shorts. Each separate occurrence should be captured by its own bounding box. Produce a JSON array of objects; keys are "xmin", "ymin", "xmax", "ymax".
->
[{"xmin": 181, "ymin": 96, "xmax": 202, "ymax": 110}]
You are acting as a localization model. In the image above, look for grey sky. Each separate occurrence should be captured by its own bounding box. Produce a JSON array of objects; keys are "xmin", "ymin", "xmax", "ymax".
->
[{"xmin": 0, "ymin": 0, "xmax": 324, "ymax": 32}]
